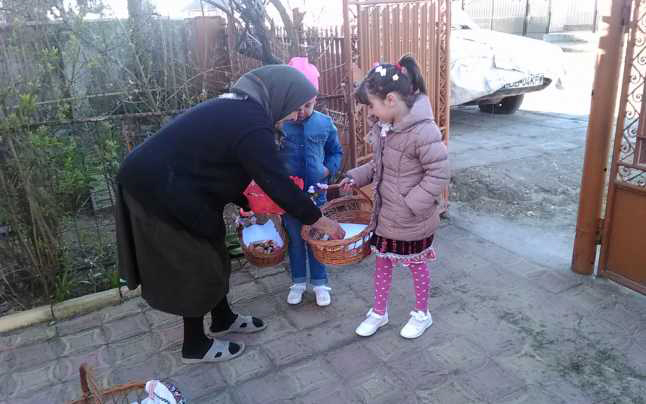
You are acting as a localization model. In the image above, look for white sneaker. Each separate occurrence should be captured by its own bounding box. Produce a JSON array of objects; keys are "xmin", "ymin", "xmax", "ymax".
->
[
  {"xmin": 287, "ymin": 283, "xmax": 306, "ymax": 305},
  {"xmin": 313, "ymin": 285, "xmax": 332, "ymax": 306},
  {"xmin": 400, "ymin": 310, "xmax": 433, "ymax": 339},
  {"xmin": 355, "ymin": 309, "xmax": 389, "ymax": 337}
]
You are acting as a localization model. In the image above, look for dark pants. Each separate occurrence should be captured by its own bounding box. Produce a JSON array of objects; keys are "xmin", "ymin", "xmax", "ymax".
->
[{"xmin": 117, "ymin": 189, "xmax": 231, "ymax": 317}]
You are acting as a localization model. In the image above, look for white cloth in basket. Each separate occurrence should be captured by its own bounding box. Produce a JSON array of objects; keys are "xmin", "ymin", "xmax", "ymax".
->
[
  {"xmin": 242, "ymin": 220, "xmax": 284, "ymax": 247},
  {"xmin": 340, "ymin": 223, "xmax": 368, "ymax": 250},
  {"xmin": 135, "ymin": 380, "xmax": 185, "ymax": 404},
  {"xmin": 340, "ymin": 223, "xmax": 367, "ymax": 239}
]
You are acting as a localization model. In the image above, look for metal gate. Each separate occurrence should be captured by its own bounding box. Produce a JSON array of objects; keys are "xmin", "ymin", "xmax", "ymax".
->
[
  {"xmin": 525, "ymin": 0, "xmax": 550, "ymax": 35},
  {"xmin": 599, "ymin": 0, "xmax": 646, "ymax": 294},
  {"xmin": 562, "ymin": 0, "xmax": 598, "ymax": 29},
  {"xmin": 461, "ymin": 0, "xmax": 549, "ymax": 35},
  {"xmin": 460, "ymin": 0, "xmax": 598, "ymax": 35}
]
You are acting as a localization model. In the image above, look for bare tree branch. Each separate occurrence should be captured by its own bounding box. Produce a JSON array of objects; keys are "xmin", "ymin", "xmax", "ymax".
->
[
  {"xmin": 202, "ymin": 0, "xmax": 298, "ymax": 65},
  {"xmin": 200, "ymin": 0, "xmax": 232, "ymax": 16}
]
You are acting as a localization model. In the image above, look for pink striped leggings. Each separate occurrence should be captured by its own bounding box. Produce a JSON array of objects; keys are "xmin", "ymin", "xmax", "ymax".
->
[{"xmin": 372, "ymin": 256, "xmax": 430, "ymax": 315}]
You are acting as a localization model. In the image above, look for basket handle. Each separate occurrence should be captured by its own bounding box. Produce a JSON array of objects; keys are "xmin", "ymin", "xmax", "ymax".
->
[
  {"xmin": 79, "ymin": 364, "xmax": 105, "ymax": 404},
  {"xmin": 327, "ymin": 183, "xmax": 372, "ymax": 202},
  {"xmin": 353, "ymin": 186, "xmax": 372, "ymax": 202}
]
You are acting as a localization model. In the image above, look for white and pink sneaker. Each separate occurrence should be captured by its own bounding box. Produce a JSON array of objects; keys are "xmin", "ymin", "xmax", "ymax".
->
[
  {"xmin": 400, "ymin": 310, "xmax": 433, "ymax": 339},
  {"xmin": 355, "ymin": 309, "xmax": 389, "ymax": 337}
]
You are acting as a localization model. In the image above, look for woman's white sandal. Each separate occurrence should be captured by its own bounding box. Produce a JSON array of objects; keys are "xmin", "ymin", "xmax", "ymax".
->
[
  {"xmin": 209, "ymin": 314, "xmax": 267, "ymax": 337},
  {"xmin": 181, "ymin": 339, "xmax": 245, "ymax": 364}
]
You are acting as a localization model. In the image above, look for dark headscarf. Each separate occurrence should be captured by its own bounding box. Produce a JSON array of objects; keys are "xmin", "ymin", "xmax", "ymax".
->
[{"xmin": 231, "ymin": 65, "xmax": 318, "ymax": 124}]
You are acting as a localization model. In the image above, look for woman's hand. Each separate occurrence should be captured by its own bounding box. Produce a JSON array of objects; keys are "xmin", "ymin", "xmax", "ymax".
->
[
  {"xmin": 312, "ymin": 216, "xmax": 345, "ymax": 240},
  {"xmin": 338, "ymin": 176, "xmax": 355, "ymax": 193}
]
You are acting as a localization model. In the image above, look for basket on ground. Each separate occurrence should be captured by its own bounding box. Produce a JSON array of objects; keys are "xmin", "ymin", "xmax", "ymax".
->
[
  {"xmin": 237, "ymin": 214, "xmax": 288, "ymax": 268},
  {"xmin": 301, "ymin": 187, "xmax": 373, "ymax": 265},
  {"xmin": 69, "ymin": 364, "xmax": 146, "ymax": 403}
]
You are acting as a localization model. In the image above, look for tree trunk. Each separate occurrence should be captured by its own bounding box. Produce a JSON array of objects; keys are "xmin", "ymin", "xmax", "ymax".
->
[
  {"xmin": 127, "ymin": 0, "xmax": 144, "ymax": 60},
  {"xmin": 202, "ymin": 0, "xmax": 293, "ymax": 65},
  {"xmin": 267, "ymin": 0, "xmax": 299, "ymax": 57}
]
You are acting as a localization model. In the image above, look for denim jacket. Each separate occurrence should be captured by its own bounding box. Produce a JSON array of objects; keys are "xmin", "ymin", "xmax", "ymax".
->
[{"xmin": 280, "ymin": 111, "xmax": 343, "ymax": 205}]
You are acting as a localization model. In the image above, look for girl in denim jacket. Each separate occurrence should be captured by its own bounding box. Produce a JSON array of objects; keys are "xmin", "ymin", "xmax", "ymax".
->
[{"xmin": 280, "ymin": 57, "xmax": 344, "ymax": 306}]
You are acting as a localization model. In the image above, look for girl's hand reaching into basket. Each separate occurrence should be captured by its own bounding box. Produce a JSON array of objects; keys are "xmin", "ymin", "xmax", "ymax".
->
[
  {"xmin": 312, "ymin": 216, "xmax": 346, "ymax": 240},
  {"xmin": 338, "ymin": 176, "xmax": 355, "ymax": 193}
]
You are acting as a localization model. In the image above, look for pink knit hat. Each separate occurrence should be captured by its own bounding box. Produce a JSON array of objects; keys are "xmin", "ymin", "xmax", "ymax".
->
[{"xmin": 288, "ymin": 57, "xmax": 320, "ymax": 91}]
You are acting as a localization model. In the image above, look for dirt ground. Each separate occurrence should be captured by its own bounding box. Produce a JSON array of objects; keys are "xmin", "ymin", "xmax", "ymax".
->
[{"xmin": 448, "ymin": 50, "xmax": 596, "ymax": 270}]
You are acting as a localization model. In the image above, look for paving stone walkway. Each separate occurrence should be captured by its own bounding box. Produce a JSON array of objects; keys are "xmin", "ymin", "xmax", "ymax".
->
[{"xmin": 1, "ymin": 222, "xmax": 645, "ymax": 403}]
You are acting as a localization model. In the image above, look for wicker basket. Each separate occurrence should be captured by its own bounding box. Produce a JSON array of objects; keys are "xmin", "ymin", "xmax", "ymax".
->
[
  {"xmin": 69, "ymin": 364, "xmax": 146, "ymax": 404},
  {"xmin": 301, "ymin": 187, "xmax": 373, "ymax": 266},
  {"xmin": 238, "ymin": 214, "xmax": 288, "ymax": 268}
]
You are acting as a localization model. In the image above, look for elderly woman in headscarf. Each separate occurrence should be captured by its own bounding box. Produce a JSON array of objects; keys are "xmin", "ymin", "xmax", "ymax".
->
[{"xmin": 115, "ymin": 65, "xmax": 345, "ymax": 363}]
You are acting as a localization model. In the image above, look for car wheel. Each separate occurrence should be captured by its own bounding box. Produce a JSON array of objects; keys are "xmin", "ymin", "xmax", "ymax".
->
[{"xmin": 478, "ymin": 95, "xmax": 525, "ymax": 115}]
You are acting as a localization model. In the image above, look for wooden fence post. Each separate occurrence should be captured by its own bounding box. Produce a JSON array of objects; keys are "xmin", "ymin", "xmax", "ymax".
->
[
  {"xmin": 571, "ymin": 0, "xmax": 628, "ymax": 275},
  {"xmin": 342, "ymin": 0, "xmax": 357, "ymax": 169}
]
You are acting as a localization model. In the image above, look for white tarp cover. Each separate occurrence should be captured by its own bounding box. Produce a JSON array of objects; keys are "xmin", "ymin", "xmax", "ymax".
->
[
  {"xmin": 340, "ymin": 223, "xmax": 367, "ymax": 239},
  {"xmin": 451, "ymin": 9, "xmax": 567, "ymax": 106},
  {"xmin": 242, "ymin": 220, "xmax": 284, "ymax": 247}
]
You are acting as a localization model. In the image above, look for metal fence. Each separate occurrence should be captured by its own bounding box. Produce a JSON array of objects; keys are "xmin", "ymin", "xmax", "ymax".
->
[
  {"xmin": 0, "ymin": 14, "xmax": 352, "ymax": 314},
  {"xmin": 1, "ymin": 116, "xmax": 138, "ymax": 313},
  {"xmin": 457, "ymin": 0, "xmax": 599, "ymax": 36}
]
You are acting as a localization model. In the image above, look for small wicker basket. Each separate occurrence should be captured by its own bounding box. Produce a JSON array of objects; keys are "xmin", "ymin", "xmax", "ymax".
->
[
  {"xmin": 301, "ymin": 186, "xmax": 373, "ymax": 266},
  {"xmin": 68, "ymin": 364, "xmax": 146, "ymax": 404},
  {"xmin": 237, "ymin": 214, "xmax": 288, "ymax": 268}
]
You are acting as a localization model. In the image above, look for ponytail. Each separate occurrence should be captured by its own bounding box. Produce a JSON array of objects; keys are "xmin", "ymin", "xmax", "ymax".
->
[
  {"xmin": 355, "ymin": 53, "xmax": 428, "ymax": 108},
  {"xmin": 398, "ymin": 54, "xmax": 427, "ymax": 95}
]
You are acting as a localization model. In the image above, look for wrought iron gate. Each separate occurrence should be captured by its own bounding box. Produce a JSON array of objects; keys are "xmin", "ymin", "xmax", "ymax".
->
[{"xmin": 599, "ymin": 0, "xmax": 646, "ymax": 294}]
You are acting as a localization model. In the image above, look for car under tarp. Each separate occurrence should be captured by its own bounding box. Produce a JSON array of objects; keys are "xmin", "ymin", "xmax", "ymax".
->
[{"xmin": 450, "ymin": 9, "xmax": 567, "ymax": 107}]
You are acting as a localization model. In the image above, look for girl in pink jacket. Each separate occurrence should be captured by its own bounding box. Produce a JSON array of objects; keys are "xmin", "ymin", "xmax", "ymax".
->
[{"xmin": 340, "ymin": 55, "xmax": 449, "ymax": 339}]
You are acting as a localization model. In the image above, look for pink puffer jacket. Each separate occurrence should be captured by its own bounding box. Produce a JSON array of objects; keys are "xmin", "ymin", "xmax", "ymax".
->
[{"xmin": 347, "ymin": 95, "xmax": 449, "ymax": 241}]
